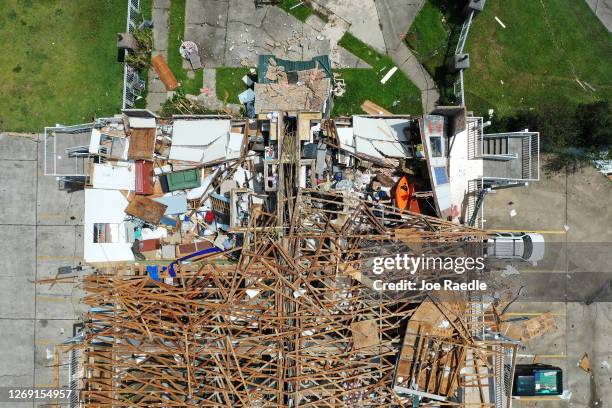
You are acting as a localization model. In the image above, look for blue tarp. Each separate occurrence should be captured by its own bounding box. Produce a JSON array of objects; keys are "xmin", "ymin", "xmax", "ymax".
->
[{"xmin": 147, "ymin": 265, "xmax": 160, "ymax": 281}]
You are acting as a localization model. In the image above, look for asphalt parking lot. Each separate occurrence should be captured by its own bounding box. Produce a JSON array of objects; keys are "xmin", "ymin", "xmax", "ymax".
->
[
  {"xmin": 483, "ymin": 164, "xmax": 612, "ymax": 407},
  {"xmin": 0, "ymin": 133, "xmax": 86, "ymax": 406}
]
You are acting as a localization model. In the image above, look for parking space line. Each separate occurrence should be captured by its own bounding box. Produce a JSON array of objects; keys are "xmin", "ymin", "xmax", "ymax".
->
[
  {"xmin": 488, "ymin": 229, "xmax": 567, "ymax": 234},
  {"xmin": 37, "ymin": 256, "xmax": 82, "ymax": 261}
]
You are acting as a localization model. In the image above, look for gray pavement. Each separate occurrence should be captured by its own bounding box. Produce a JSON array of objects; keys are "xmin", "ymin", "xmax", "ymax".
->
[
  {"xmin": 184, "ymin": 0, "xmax": 369, "ymax": 69},
  {"xmin": 585, "ymin": 0, "xmax": 612, "ymax": 32},
  {"xmin": 147, "ymin": 0, "xmax": 172, "ymax": 112},
  {"xmin": 0, "ymin": 133, "xmax": 85, "ymax": 406},
  {"xmin": 484, "ymin": 164, "xmax": 612, "ymax": 406},
  {"xmin": 314, "ymin": 0, "xmax": 386, "ymax": 52}
]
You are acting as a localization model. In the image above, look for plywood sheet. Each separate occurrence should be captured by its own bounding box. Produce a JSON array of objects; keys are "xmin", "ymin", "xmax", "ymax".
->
[
  {"xmin": 128, "ymin": 128, "xmax": 156, "ymax": 160},
  {"xmin": 125, "ymin": 196, "xmax": 167, "ymax": 225},
  {"xmin": 522, "ymin": 312, "xmax": 557, "ymax": 341},
  {"xmin": 351, "ymin": 320, "xmax": 379, "ymax": 349},
  {"xmin": 151, "ymin": 54, "xmax": 179, "ymax": 91}
]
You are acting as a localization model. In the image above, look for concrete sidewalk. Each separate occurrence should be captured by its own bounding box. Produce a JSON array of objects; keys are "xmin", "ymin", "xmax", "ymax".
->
[
  {"xmin": 0, "ymin": 133, "xmax": 86, "ymax": 399},
  {"xmin": 585, "ymin": 0, "xmax": 612, "ymax": 32},
  {"xmin": 147, "ymin": 0, "xmax": 172, "ymax": 112},
  {"xmin": 375, "ymin": 0, "xmax": 440, "ymax": 113}
]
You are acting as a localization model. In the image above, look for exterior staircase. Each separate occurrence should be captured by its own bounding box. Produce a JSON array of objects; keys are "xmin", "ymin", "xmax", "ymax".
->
[{"xmin": 483, "ymin": 136, "xmax": 509, "ymax": 155}]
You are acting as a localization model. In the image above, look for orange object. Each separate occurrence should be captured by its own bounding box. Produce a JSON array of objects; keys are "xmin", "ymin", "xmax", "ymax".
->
[
  {"xmin": 360, "ymin": 100, "xmax": 392, "ymax": 116},
  {"xmin": 395, "ymin": 176, "xmax": 420, "ymax": 213},
  {"xmin": 151, "ymin": 54, "xmax": 179, "ymax": 91}
]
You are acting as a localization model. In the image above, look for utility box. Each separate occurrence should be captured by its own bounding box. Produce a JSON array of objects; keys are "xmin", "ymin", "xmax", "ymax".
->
[
  {"xmin": 469, "ymin": 0, "xmax": 486, "ymax": 11},
  {"xmin": 453, "ymin": 53, "xmax": 470, "ymax": 71},
  {"xmin": 512, "ymin": 364, "xmax": 563, "ymax": 396}
]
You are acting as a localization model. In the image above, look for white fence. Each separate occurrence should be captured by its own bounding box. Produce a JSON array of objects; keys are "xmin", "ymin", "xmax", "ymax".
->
[{"xmin": 122, "ymin": 0, "xmax": 145, "ymax": 109}]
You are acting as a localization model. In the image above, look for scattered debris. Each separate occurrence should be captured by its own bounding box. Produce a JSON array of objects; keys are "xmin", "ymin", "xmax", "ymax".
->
[
  {"xmin": 151, "ymin": 54, "xmax": 179, "ymax": 90},
  {"xmin": 380, "ymin": 66, "xmax": 398, "ymax": 84},
  {"xmin": 522, "ymin": 312, "xmax": 558, "ymax": 342},
  {"xmin": 501, "ymin": 264, "xmax": 520, "ymax": 277},
  {"xmin": 179, "ymin": 41, "xmax": 202, "ymax": 70},
  {"xmin": 43, "ymin": 49, "xmax": 544, "ymax": 406},
  {"xmin": 361, "ymin": 99, "xmax": 392, "ymax": 115},
  {"xmin": 579, "ymin": 353, "xmax": 591, "ymax": 372},
  {"xmin": 495, "ymin": 16, "xmax": 506, "ymax": 29}
]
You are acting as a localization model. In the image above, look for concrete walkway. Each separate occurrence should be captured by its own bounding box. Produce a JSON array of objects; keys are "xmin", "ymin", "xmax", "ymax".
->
[
  {"xmin": 314, "ymin": 0, "xmax": 387, "ymax": 53},
  {"xmin": 147, "ymin": 0, "xmax": 171, "ymax": 112},
  {"xmin": 375, "ymin": 0, "xmax": 440, "ymax": 113},
  {"xmin": 0, "ymin": 133, "xmax": 86, "ymax": 394},
  {"xmin": 585, "ymin": 0, "xmax": 612, "ymax": 32}
]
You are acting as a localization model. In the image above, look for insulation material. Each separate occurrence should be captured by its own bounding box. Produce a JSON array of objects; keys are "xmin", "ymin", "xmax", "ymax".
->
[
  {"xmin": 336, "ymin": 127, "xmax": 355, "ymax": 153},
  {"xmin": 169, "ymin": 119, "xmax": 236, "ymax": 164},
  {"xmin": 92, "ymin": 163, "xmax": 136, "ymax": 191},
  {"xmin": 351, "ymin": 320, "xmax": 380, "ymax": 349},
  {"xmin": 128, "ymin": 117, "xmax": 156, "ymax": 128},
  {"xmin": 353, "ymin": 116, "xmax": 412, "ymax": 159}
]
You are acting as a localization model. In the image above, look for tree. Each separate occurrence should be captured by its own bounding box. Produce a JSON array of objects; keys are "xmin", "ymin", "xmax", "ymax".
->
[{"xmin": 489, "ymin": 100, "xmax": 611, "ymax": 174}]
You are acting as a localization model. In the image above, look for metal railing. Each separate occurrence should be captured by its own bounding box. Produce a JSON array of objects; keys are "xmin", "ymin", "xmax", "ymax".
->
[
  {"xmin": 467, "ymin": 116, "xmax": 483, "ymax": 159},
  {"xmin": 69, "ymin": 348, "xmax": 81, "ymax": 408},
  {"xmin": 43, "ymin": 123, "xmax": 94, "ymax": 177},
  {"xmin": 454, "ymin": 70, "xmax": 465, "ymax": 107},
  {"xmin": 456, "ymin": 10, "xmax": 475, "ymax": 55},
  {"xmin": 454, "ymin": 9, "xmax": 476, "ymax": 105},
  {"xmin": 122, "ymin": 0, "xmax": 144, "ymax": 109},
  {"xmin": 525, "ymin": 132, "xmax": 540, "ymax": 180},
  {"xmin": 467, "ymin": 179, "xmax": 485, "ymax": 228}
]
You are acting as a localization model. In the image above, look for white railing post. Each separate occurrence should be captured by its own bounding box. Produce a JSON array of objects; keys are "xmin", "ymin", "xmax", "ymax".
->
[{"xmin": 122, "ymin": 0, "xmax": 141, "ymax": 109}]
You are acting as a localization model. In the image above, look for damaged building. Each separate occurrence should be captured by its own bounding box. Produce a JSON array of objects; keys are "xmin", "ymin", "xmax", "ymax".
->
[{"xmin": 41, "ymin": 53, "xmax": 542, "ymax": 407}]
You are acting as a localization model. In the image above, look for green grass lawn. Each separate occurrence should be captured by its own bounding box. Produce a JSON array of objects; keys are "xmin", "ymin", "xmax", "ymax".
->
[
  {"xmin": 0, "ymin": 0, "xmax": 127, "ymax": 132},
  {"xmin": 405, "ymin": 0, "xmax": 449, "ymax": 75},
  {"xmin": 216, "ymin": 67, "xmax": 250, "ymax": 104},
  {"xmin": 404, "ymin": 0, "xmax": 466, "ymax": 103},
  {"xmin": 277, "ymin": 0, "xmax": 314, "ymax": 22},
  {"xmin": 464, "ymin": 0, "xmax": 612, "ymax": 117},
  {"xmin": 334, "ymin": 33, "xmax": 422, "ymax": 115},
  {"xmin": 168, "ymin": 0, "xmax": 203, "ymax": 95}
]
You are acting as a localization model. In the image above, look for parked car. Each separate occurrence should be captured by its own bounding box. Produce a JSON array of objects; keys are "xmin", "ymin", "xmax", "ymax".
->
[{"xmin": 486, "ymin": 232, "xmax": 545, "ymax": 263}]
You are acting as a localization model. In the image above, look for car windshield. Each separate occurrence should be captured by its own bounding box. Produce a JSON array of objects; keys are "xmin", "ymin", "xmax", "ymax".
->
[{"xmin": 522, "ymin": 235, "xmax": 533, "ymax": 260}]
